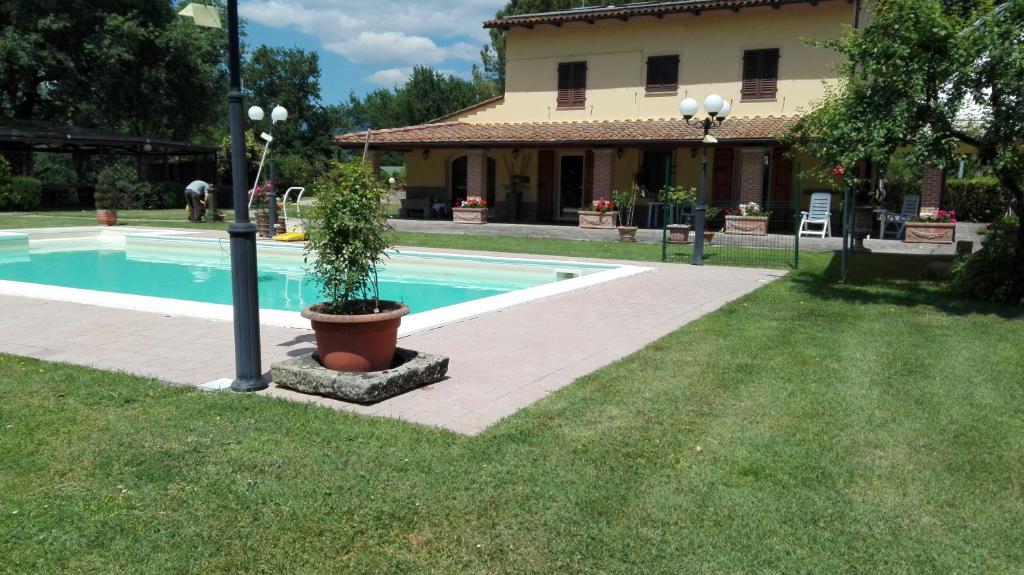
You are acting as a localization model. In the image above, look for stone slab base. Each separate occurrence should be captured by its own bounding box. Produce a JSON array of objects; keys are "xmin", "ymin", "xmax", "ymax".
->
[{"xmin": 271, "ymin": 348, "xmax": 449, "ymax": 404}]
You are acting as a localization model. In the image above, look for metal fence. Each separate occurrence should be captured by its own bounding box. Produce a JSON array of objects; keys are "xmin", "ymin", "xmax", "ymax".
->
[{"xmin": 661, "ymin": 201, "xmax": 799, "ymax": 269}]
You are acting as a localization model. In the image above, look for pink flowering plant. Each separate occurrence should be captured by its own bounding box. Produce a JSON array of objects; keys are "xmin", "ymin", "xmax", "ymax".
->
[
  {"xmin": 591, "ymin": 197, "xmax": 616, "ymax": 213},
  {"xmin": 738, "ymin": 201, "xmax": 770, "ymax": 217},
  {"xmin": 912, "ymin": 210, "xmax": 957, "ymax": 224},
  {"xmin": 460, "ymin": 195, "xmax": 486, "ymax": 208}
]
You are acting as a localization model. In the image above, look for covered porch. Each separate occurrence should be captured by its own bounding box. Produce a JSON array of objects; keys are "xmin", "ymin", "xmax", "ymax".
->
[{"xmin": 335, "ymin": 116, "xmax": 834, "ymax": 230}]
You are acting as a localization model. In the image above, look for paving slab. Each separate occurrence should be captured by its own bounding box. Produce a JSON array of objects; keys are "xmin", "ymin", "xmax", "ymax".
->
[{"xmin": 0, "ymin": 242, "xmax": 783, "ymax": 434}]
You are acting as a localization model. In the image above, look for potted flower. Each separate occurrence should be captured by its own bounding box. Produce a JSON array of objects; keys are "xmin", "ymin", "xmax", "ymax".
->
[
  {"xmin": 93, "ymin": 165, "xmax": 122, "ymax": 226},
  {"xmin": 579, "ymin": 197, "xmax": 618, "ymax": 229},
  {"xmin": 248, "ymin": 181, "xmax": 275, "ymax": 237},
  {"xmin": 662, "ymin": 185, "xmax": 697, "ymax": 243},
  {"xmin": 905, "ymin": 210, "xmax": 957, "ymax": 243},
  {"xmin": 301, "ymin": 161, "xmax": 409, "ymax": 372},
  {"xmin": 703, "ymin": 206, "xmax": 721, "ymax": 243},
  {"xmin": 725, "ymin": 201, "xmax": 770, "ymax": 235},
  {"xmin": 453, "ymin": 195, "xmax": 487, "ymax": 224},
  {"xmin": 612, "ymin": 184, "xmax": 645, "ymax": 242}
]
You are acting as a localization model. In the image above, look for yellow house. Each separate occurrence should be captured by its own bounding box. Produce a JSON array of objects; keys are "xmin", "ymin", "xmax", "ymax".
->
[{"xmin": 335, "ymin": 0, "xmax": 866, "ymax": 226}]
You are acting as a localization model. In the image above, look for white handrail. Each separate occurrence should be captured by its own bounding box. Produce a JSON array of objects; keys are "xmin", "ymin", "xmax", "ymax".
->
[{"xmin": 281, "ymin": 187, "xmax": 305, "ymax": 231}]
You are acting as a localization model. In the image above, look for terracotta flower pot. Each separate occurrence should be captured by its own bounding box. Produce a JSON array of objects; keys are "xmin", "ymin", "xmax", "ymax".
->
[
  {"xmin": 725, "ymin": 215, "xmax": 769, "ymax": 236},
  {"xmin": 617, "ymin": 226, "xmax": 638, "ymax": 242},
  {"xmin": 255, "ymin": 213, "xmax": 271, "ymax": 237},
  {"xmin": 667, "ymin": 224, "xmax": 691, "ymax": 244},
  {"xmin": 904, "ymin": 221, "xmax": 955, "ymax": 244},
  {"xmin": 95, "ymin": 209, "xmax": 117, "ymax": 226},
  {"xmin": 453, "ymin": 207, "xmax": 487, "ymax": 224},
  {"xmin": 704, "ymin": 231, "xmax": 715, "ymax": 244},
  {"xmin": 579, "ymin": 210, "xmax": 618, "ymax": 229},
  {"xmin": 301, "ymin": 302, "xmax": 410, "ymax": 372}
]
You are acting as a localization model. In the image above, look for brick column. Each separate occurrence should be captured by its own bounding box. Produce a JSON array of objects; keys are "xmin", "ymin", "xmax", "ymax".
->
[
  {"xmin": 592, "ymin": 148, "xmax": 615, "ymax": 201},
  {"xmin": 738, "ymin": 148, "xmax": 766, "ymax": 205},
  {"xmin": 369, "ymin": 150, "xmax": 381, "ymax": 178},
  {"xmin": 466, "ymin": 149, "xmax": 486, "ymax": 197},
  {"xmin": 920, "ymin": 166, "xmax": 945, "ymax": 213}
]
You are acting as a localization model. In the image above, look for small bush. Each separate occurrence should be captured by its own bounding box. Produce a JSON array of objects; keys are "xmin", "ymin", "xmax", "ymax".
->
[
  {"xmin": 94, "ymin": 164, "xmax": 138, "ymax": 210},
  {"xmin": 952, "ymin": 228, "xmax": 1023, "ymax": 305},
  {"xmin": 943, "ymin": 177, "xmax": 1009, "ymax": 222},
  {"xmin": 0, "ymin": 176, "xmax": 43, "ymax": 211}
]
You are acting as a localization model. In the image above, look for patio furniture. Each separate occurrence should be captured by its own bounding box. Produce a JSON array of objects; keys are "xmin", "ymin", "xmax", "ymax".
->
[
  {"xmin": 798, "ymin": 192, "xmax": 832, "ymax": 238},
  {"xmin": 879, "ymin": 194, "xmax": 920, "ymax": 239},
  {"xmin": 644, "ymin": 202, "xmax": 679, "ymax": 228},
  {"xmin": 399, "ymin": 197, "xmax": 430, "ymax": 218}
]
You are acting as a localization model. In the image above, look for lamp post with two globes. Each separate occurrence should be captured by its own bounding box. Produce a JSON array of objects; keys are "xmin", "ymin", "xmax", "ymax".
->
[
  {"xmin": 247, "ymin": 104, "xmax": 288, "ymax": 233},
  {"xmin": 679, "ymin": 94, "xmax": 731, "ymax": 266}
]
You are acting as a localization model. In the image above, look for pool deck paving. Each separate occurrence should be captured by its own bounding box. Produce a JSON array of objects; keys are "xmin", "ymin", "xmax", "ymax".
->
[{"xmin": 0, "ymin": 239, "xmax": 783, "ymax": 435}]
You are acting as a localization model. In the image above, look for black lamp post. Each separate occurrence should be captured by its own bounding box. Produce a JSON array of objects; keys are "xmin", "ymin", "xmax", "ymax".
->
[
  {"xmin": 179, "ymin": 2, "xmax": 266, "ymax": 392},
  {"xmin": 247, "ymin": 104, "xmax": 289, "ymax": 235},
  {"xmin": 680, "ymin": 94, "xmax": 731, "ymax": 266}
]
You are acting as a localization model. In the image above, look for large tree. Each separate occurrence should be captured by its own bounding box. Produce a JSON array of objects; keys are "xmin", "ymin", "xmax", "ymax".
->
[
  {"xmin": 791, "ymin": 0, "xmax": 1024, "ymax": 302},
  {"xmin": 0, "ymin": 0, "xmax": 227, "ymax": 141}
]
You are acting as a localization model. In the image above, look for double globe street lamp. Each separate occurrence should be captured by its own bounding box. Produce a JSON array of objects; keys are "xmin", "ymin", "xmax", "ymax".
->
[
  {"xmin": 679, "ymin": 94, "xmax": 731, "ymax": 265},
  {"xmin": 247, "ymin": 104, "xmax": 289, "ymax": 233}
]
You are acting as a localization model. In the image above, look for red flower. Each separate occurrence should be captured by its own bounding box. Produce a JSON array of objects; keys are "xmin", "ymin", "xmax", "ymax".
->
[{"xmin": 833, "ymin": 165, "xmax": 846, "ymax": 177}]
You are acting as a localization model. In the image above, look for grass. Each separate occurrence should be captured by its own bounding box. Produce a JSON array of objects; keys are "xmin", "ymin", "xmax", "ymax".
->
[{"xmin": 1, "ymin": 252, "xmax": 1022, "ymax": 573}]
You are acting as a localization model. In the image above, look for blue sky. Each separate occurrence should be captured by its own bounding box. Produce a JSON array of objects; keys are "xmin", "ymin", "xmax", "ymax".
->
[{"xmin": 240, "ymin": 0, "xmax": 507, "ymax": 106}]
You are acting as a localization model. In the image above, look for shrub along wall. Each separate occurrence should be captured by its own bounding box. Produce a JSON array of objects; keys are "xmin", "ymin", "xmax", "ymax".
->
[
  {"xmin": 0, "ymin": 176, "xmax": 43, "ymax": 211},
  {"xmin": 943, "ymin": 177, "xmax": 1009, "ymax": 222}
]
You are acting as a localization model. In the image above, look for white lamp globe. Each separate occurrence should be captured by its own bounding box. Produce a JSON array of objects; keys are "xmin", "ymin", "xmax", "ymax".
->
[
  {"xmin": 271, "ymin": 105, "xmax": 288, "ymax": 123},
  {"xmin": 247, "ymin": 106, "xmax": 264, "ymax": 121},
  {"xmin": 388, "ymin": 177, "xmax": 396, "ymax": 185},
  {"xmin": 679, "ymin": 98, "xmax": 699, "ymax": 119},
  {"xmin": 703, "ymin": 94, "xmax": 724, "ymax": 116},
  {"xmin": 718, "ymin": 99, "xmax": 732, "ymax": 120}
]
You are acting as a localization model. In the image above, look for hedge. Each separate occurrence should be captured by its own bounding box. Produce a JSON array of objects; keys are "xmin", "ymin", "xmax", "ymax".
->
[
  {"xmin": 943, "ymin": 177, "xmax": 1009, "ymax": 222},
  {"xmin": 0, "ymin": 176, "xmax": 43, "ymax": 211}
]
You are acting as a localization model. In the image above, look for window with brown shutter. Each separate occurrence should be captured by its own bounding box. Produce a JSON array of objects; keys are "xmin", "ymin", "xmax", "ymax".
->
[
  {"xmin": 741, "ymin": 49, "xmax": 780, "ymax": 100},
  {"xmin": 557, "ymin": 61, "xmax": 587, "ymax": 107},
  {"xmin": 646, "ymin": 55, "xmax": 679, "ymax": 93}
]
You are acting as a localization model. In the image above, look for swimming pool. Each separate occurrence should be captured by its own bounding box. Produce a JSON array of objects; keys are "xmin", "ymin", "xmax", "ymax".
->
[{"xmin": 0, "ymin": 228, "xmax": 649, "ymax": 333}]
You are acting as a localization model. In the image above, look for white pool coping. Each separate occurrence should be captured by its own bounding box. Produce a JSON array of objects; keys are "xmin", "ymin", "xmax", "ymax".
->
[{"xmin": 0, "ymin": 227, "xmax": 652, "ymax": 336}]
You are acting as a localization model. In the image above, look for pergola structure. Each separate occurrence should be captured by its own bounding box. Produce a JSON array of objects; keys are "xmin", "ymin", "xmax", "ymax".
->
[{"xmin": 0, "ymin": 117, "xmax": 218, "ymax": 186}]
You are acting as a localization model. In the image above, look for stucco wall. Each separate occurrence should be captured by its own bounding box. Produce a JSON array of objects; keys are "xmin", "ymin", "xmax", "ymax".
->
[{"xmin": 461, "ymin": 2, "xmax": 850, "ymax": 124}]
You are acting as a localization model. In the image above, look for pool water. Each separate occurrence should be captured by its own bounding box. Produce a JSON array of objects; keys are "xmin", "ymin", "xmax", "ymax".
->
[{"xmin": 0, "ymin": 240, "xmax": 612, "ymax": 314}]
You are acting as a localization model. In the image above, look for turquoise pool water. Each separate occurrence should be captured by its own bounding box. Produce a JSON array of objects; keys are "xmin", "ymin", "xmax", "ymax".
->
[{"xmin": 0, "ymin": 238, "xmax": 613, "ymax": 314}]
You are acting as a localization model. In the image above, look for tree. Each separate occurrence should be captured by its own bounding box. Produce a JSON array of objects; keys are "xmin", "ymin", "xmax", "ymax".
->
[
  {"xmin": 481, "ymin": 1, "xmax": 603, "ymax": 89},
  {"xmin": 790, "ymin": 0, "xmax": 1024, "ymax": 302},
  {"xmin": 0, "ymin": 0, "xmax": 227, "ymax": 141},
  {"xmin": 244, "ymin": 45, "xmax": 324, "ymax": 154}
]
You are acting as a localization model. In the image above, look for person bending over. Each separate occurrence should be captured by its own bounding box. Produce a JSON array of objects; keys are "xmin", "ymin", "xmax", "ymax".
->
[{"xmin": 184, "ymin": 180, "xmax": 214, "ymax": 222}]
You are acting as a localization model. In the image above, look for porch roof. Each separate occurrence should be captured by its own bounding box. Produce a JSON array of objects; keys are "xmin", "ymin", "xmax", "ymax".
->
[{"xmin": 334, "ymin": 116, "xmax": 797, "ymax": 150}]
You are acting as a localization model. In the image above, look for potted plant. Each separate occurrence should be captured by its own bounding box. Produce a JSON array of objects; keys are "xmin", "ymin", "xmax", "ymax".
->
[
  {"xmin": 93, "ymin": 166, "xmax": 122, "ymax": 226},
  {"xmin": 453, "ymin": 195, "xmax": 488, "ymax": 224},
  {"xmin": 248, "ymin": 181, "xmax": 274, "ymax": 237},
  {"xmin": 905, "ymin": 210, "xmax": 957, "ymax": 243},
  {"xmin": 579, "ymin": 197, "xmax": 618, "ymax": 229},
  {"xmin": 725, "ymin": 201, "xmax": 771, "ymax": 235},
  {"xmin": 612, "ymin": 184, "xmax": 645, "ymax": 242},
  {"xmin": 301, "ymin": 161, "xmax": 409, "ymax": 372},
  {"xmin": 662, "ymin": 185, "xmax": 697, "ymax": 243},
  {"xmin": 703, "ymin": 206, "xmax": 721, "ymax": 244}
]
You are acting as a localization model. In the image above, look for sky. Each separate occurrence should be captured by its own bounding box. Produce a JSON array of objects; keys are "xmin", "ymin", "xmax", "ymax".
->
[{"xmin": 239, "ymin": 0, "xmax": 508, "ymax": 106}]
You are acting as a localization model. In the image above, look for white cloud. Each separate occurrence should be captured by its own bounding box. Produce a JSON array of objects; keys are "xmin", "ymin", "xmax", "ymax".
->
[
  {"xmin": 365, "ymin": 68, "xmax": 412, "ymax": 87},
  {"xmin": 240, "ymin": 0, "xmax": 504, "ymax": 67}
]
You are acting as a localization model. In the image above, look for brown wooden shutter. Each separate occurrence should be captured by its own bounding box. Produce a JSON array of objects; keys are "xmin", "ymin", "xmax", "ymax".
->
[
  {"xmin": 557, "ymin": 62, "xmax": 586, "ymax": 107},
  {"xmin": 742, "ymin": 49, "xmax": 780, "ymax": 100},
  {"xmin": 646, "ymin": 56, "xmax": 679, "ymax": 92}
]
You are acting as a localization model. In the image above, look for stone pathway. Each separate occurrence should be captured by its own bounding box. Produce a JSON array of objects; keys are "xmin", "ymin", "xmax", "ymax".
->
[
  {"xmin": 0, "ymin": 245, "xmax": 783, "ymax": 435},
  {"xmin": 390, "ymin": 218, "xmax": 986, "ymax": 255}
]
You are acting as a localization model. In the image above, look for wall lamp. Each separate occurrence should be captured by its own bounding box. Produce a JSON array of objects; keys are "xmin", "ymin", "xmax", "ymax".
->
[{"xmin": 422, "ymin": 149, "xmax": 430, "ymax": 160}]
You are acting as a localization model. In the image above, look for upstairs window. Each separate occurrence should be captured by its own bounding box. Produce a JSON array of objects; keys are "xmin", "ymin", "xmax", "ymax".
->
[
  {"xmin": 646, "ymin": 55, "xmax": 679, "ymax": 93},
  {"xmin": 741, "ymin": 49, "xmax": 780, "ymax": 100},
  {"xmin": 557, "ymin": 61, "xmax": 587, "ymax": 107}
]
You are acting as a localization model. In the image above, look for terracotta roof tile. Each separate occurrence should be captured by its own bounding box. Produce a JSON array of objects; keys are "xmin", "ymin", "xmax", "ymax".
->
[
  {"xmin": 334, "ymin": 116, "xmax": 797, "ymax": 149},
  {"xmin": 484, "ymin": 0, "xmax": 825, "ymax": 29}
]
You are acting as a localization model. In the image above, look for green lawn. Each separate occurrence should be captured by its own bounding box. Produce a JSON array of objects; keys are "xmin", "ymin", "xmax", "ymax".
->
[{"xmin": 1, "ymin": 252, "xmax": 1021, "ymax": 573}]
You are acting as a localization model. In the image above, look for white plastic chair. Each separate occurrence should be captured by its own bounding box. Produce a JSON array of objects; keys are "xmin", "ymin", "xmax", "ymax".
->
[
  {"xmin": 880, "ymin": 194, "xmax": 920, "ymax": 239},
  {"xmin": 799, "ymin": 192, "xmax": 832, "ymax": 238}
]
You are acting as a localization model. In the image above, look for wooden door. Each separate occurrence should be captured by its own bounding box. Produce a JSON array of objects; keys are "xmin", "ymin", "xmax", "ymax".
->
[
  {"xmin": 537, "ymin": 150, "xmax": 555, "ymax": 222},
  {"xmin": 711, "ymin": 148, "xmax": 734, "ymax": 205},
  {"xmin": 771, "ymin": 147, "xmax": 793, "ymax": 206},
  {"xmin": 583, "ymin": 150, "xmax": 594, "ymax": 205}
]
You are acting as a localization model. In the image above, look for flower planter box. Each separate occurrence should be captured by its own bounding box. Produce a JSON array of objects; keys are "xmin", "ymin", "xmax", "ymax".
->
[
  {"xmin": 95, "ymin": 209, "xmax": 117, "ymax": 226},
  {"xmin": 578, "ymin": 210, "xmax": 618, "ymax": 229},
  {"xmin": 453, "ymin": 207, "xmax": 487, "ymax": 224},
  {"xmin": 724, "ymin": 215, "xmax": 768, "ymax": 236},
  {"xmin": 904, "ymin": 221, "xmax": 955, "ymax": 244},
  {"xmin": 667, "ymin": 224, "xmax": 691, "ymax": 244}
]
